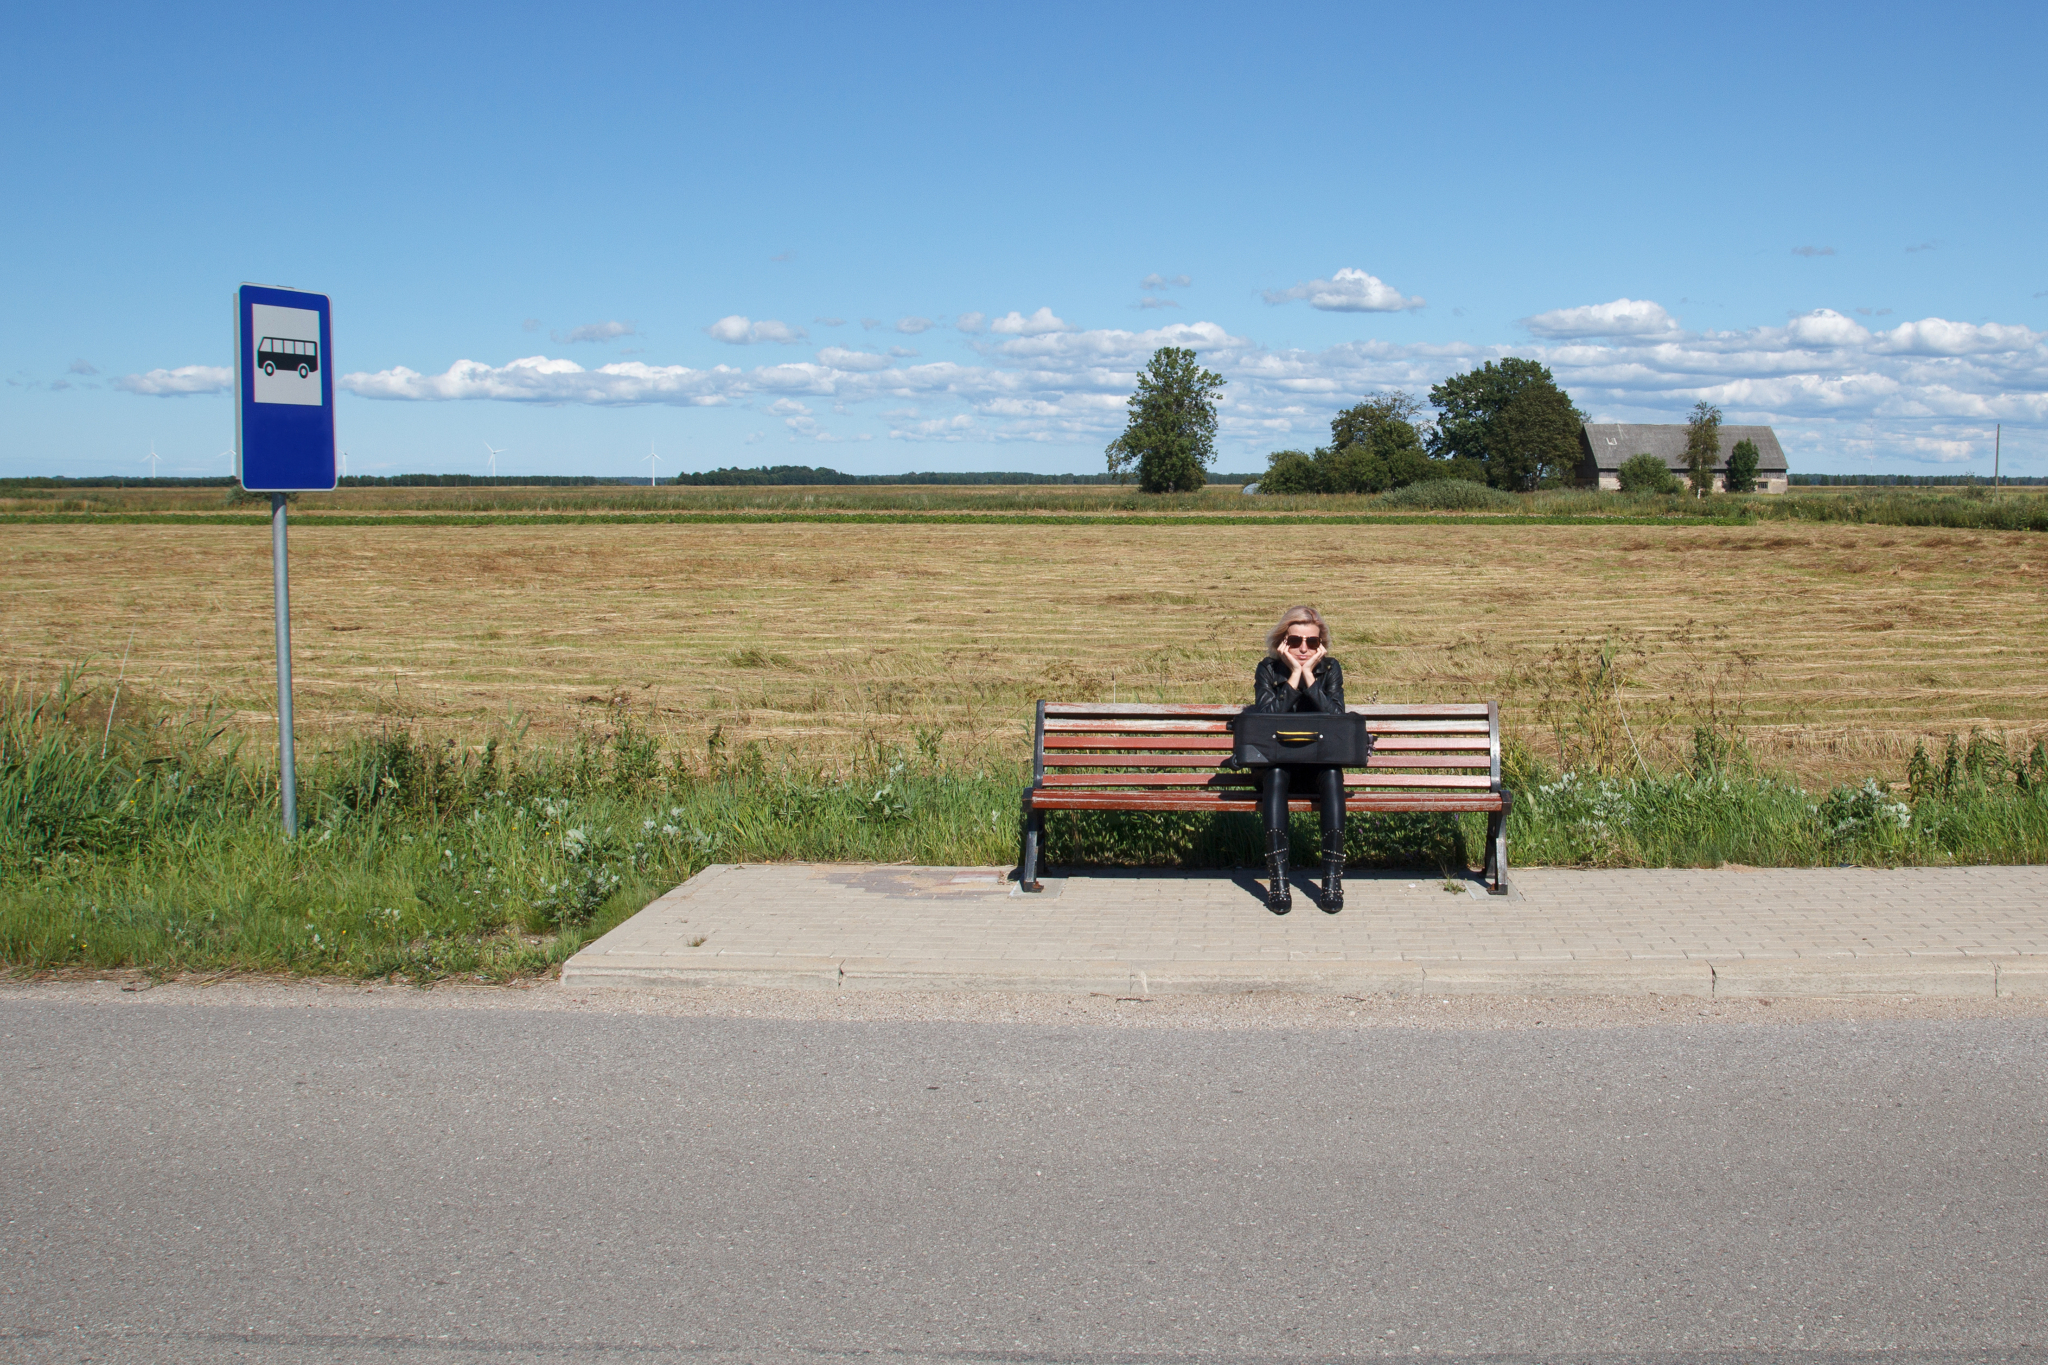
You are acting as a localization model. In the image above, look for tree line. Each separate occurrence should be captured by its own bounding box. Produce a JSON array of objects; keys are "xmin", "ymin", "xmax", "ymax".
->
[{"xmin": 1106, "ymin": 349, "xmax": 1591, "ymax": 493}]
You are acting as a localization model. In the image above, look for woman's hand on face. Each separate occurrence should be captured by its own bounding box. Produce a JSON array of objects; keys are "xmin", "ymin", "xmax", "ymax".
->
[{"xmin": 1306, "ymin": 644, "xmax": 1327, "ymax": 679}]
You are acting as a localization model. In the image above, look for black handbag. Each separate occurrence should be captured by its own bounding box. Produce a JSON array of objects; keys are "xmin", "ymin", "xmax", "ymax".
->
[{"xmin": 1230, "ymin": 710, "xmax": 1373, "ymax": 767}]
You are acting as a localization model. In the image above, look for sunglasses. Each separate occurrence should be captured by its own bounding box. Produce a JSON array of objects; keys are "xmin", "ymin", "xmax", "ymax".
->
[{"xmin": 1283, "ymin": 633, "xmax": 1322, "ymax": 650}]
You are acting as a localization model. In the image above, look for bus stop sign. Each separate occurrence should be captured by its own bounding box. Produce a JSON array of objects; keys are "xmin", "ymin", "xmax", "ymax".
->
[{"xmin": 235, "ymin": 283, "xmax": 336, "ymax": 492}]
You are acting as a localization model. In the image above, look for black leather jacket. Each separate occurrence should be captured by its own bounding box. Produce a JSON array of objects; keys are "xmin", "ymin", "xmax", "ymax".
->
[{"xmin": 1251, "ymin": 654, "xmax": 1346, "ymax": 714}]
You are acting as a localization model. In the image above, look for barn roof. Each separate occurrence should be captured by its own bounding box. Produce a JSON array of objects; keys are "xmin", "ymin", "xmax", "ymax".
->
[{"xmin": 1579, "ymin": 423, "xmax": 1788, "ymax": 474}]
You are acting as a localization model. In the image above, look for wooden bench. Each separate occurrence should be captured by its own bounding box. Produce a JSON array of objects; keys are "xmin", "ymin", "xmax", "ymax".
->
[{"xmin": 1017, "ymin": 701, "xmax": 1512, "ymax": 895}]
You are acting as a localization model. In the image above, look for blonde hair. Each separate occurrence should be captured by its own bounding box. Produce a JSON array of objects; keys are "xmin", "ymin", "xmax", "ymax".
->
[{"xmin": 1265, "ymin": 605, "xmax": 1332, "ymax": 656}]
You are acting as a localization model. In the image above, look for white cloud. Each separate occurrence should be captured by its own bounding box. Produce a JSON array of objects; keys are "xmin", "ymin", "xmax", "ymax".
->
[
  {"xmin": 341, "ymin": 302, "xmax": 2048, "ymax": 467},
  {"xmin": 815, "ymin": 347, "xmax": 891, "ymax": 371},
  {"xmin": 1792, "ymin": 245, "xmax": 1837, "ymax": 257},
  {"xmin": 1873, "ymin": 317, "xmax": 2035, "ymax": 356},
  {"xmin": 117, "ymin": 365, "xmax": 232, "ymax": 396},
  {"xmin": 1140, "ymin": 273, "xmax": 1192, "ymax": 290},
  {"xmin": 1135, "ymin": 296, "xmax": 1181, "ymax": 310},
  {"xmin": 67, "ymin": 359, "xmax": 97, "ymax": 375},
  {"xmin": 895, "ymin": 316, "xmax": 937, "ymax": 334},
  {"xmin": 1779, "ymin": 308, "xmax": 1871, "ymax": 348},
  {"xmin": 1263, "ymin": 267, "xmax": 1424, "ymax": 313},
  {"xmin": 955, "ymin": 312, "xmax": 986, "ymax": 334},
  {"xmin": 521, "ymin": 318, "xmax": 541, "ymax": 333},
  {"xmin": 556, "ymin": 320, "xmax": 636, "ymax": 344},
  {"xmin": 1522, "ymin": 298, "xmax": 1678, "ymax": 339},
  {"xmin": 988, "ymin": 307, "xmax": 1071, "ymax": 336},
  {"xmin": 889, "ymin": 346, "xmax": 918, "ymax": 358},
  {"xmin": 889, "ymin": 414, "xmax": 978, "ymax": 441},
  {"xmin": 813, "ymin": 316, "xmax": 846, "ymax": 327},
  {"xmin": 706, "ymin": 316, "xmax": 807, "ymax": 345}
]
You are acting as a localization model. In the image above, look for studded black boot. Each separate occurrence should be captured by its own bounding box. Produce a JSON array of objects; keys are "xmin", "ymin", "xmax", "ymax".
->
[
  {"xmin": 1264, "ymin": 830, "xmax": 1293, "ymax": 914},
  {"xmin": 1319, "ymin": 829, "xmax": 1345, "ymax": 913}
]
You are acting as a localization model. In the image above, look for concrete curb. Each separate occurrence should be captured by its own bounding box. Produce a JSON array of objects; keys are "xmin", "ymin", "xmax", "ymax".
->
[{"xmin": 561, "ymin": 950, "xmax": 2048, "ymax": 999}]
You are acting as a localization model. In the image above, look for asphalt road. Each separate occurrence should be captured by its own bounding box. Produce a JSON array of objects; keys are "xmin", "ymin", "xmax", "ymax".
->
[{"xmin": 3, "ymin": 993, "xmax": 2045, "ymax": 1365}]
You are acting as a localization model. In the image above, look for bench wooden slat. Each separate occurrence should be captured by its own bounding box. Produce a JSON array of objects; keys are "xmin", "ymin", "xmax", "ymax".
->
[
  {"xmin": 1041, "ymin": 772, "xmax": 1495, "ymax": 789},
  {"xmin": 1044, "ymin": 735, "xmax": 1236, "ymax": 750},
  {"xmin": 1359, "ymin": 719, "xmax": 1493, "ymax": 734},
  {"xmin": 1043, "ymin": 753, "xmax": 1490, "ymax": 770},
  {"xmin": 1043, "ymin": 719, "xmax": 1236, "ymax": 733},
  {"xmin": 1044, "ymin": 717, "xmax": 1493, "ymax": 735},
  {"xmin": 1032, "ymin": 794, "xmax": 1505, "ymax": 813},
  {"xmin": 1045, "ymin": 701, "xmax": 1493, "ymax": 718},
  {"xmin": 1043, "ymin": 735, "xmax": 1493, "ymax": 753}
]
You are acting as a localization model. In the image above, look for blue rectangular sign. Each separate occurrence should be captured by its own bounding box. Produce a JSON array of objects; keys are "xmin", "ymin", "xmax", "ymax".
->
[{"xmin": 235, "ymin": 283, "xmax": 336, "ymax": 492}]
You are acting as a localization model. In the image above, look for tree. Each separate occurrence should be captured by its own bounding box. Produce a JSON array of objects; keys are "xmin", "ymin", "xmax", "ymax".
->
[
  {"xmin": 1105, "ymin": 347, "xmax": 1225, "ymax": 493},
  {"xmin": 1683, "ymin": 400, "xmax": 1722, "ymax": 496},
  {"xmin": 1329, "ymin": 391, "xmax": 1425, "ymax": 455},
  {"xmin": 1725, "ymin": 438, "xmax": 1761, "ymax": 494},
  {"xmin": 1616, "ymin": 452, "xmax": 1680, "ymax": 494},
  {"xmin": 1426, "ymin": 359, "xmax": 1584, "ymax": 491}
]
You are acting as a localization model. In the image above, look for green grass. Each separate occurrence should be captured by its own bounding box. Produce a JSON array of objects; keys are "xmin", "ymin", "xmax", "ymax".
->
[{"xmin": 5, "ymin": 669, "xmax": 2045, "ymax": 981}]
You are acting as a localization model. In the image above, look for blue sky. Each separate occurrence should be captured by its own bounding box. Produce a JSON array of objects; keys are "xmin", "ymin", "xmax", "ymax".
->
[{"xmin": 5, "ymin": 1, "xmax": 2044, "ymax": 479}]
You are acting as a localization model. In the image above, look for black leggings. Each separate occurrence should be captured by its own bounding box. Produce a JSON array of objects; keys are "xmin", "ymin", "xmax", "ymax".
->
[{"xmin": 1259, "ymin": 764, "xmax": 1345, "ymax": 850}]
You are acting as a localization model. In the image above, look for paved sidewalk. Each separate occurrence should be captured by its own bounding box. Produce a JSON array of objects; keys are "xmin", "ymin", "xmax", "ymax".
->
[{"xmin": 563, "ymin": 863, "xmax": 2048, "ymax": 999}]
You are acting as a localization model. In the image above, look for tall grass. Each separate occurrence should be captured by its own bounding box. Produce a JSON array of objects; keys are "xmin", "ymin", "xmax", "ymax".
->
[
  {"xmin": 5, "ymin": 667, "xmax": 2045, "ymax": 981},
  {"xmin": 0, "ymin": 670, "xmax": 1018, "ymax": 980}
]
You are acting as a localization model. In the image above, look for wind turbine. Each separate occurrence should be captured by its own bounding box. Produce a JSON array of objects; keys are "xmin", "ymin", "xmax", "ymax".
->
[
  {"xmin": 484, "ymin": 443, "xmax": 504, "ymax": 480},
  {"xmin": 339, "ymin": 449, "xmax": 348, "ymax": 479},
  {"xmin": 143, "ymin": 441, "xmax": 161, "ymax": 478},
  {"xmin": 645, "ymin": 441, "xmax": 661, "ymax": 487}
]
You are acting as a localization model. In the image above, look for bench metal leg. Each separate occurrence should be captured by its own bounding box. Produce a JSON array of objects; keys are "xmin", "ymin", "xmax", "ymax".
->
[
  {"xmin": 1017, "ymin": 799, "xmax": 1045, "ymax": 892},
  {"xmin": 1484, "ymin": 791, "xmax": 1511, "ymax": 895}
]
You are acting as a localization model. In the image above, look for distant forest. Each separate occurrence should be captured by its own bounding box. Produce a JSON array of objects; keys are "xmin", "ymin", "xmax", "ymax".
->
[{"xmin": 1789, "ymin": 473, "xmax": 2046, "ymax": 487}]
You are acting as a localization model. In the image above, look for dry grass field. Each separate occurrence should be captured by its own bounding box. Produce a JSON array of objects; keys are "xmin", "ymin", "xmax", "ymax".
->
[{"xmin": 4, "ymin": 519, "xmax": 2044, "ymax": 783}]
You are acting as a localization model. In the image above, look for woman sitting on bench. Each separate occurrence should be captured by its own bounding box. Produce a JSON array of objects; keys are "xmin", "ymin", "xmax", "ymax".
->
[{"xmin": 1251, "ymin": 605, "xmax": 1347, "ymax": 914}]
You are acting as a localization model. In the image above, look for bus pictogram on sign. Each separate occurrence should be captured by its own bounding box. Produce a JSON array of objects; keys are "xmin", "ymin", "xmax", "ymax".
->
[{"xmin": 257, "ymin": 336, "xmax": 319, "ymax": 378}]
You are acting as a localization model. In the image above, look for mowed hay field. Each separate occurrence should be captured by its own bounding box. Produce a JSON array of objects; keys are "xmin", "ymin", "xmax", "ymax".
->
[{"xmin": 3, "ymin": 520, "xmax": 2044, "ymax": 783}]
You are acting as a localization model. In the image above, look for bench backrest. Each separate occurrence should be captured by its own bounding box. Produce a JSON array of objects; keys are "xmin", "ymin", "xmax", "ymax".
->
[{"xmin": 1032, "ymin": 701, "xmax": 1501, "ymax": 797}]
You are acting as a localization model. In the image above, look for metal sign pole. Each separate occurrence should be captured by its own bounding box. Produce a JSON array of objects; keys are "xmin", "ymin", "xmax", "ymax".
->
[{"xmin": 271, "ymin": 493, "xmax": 297, "ymax": 836}]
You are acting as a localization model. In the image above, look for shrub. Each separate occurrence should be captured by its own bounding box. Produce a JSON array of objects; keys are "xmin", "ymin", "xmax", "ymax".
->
[
  {"xmin": 1377, "ymin": 480, "xmax": 1519, "ymax": 511},
  {"xmin": 1257, "ymin": 449, "xmax": 1321, "ymax": 494},
  {"xmin": 1617, "ymin": 453, "xmax": 1680, "ymax": 494}
]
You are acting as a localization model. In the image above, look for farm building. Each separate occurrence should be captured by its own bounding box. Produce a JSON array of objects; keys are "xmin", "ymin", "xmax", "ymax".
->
[{"xmin": 1577, "ymin": 423, "xmax": 1789, "ymax": 493}]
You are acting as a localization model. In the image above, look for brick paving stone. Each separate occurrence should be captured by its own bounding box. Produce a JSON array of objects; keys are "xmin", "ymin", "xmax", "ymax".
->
[{"xmin": 562, "ymin": 863, "xmax": 2048, "ymax": 997}]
